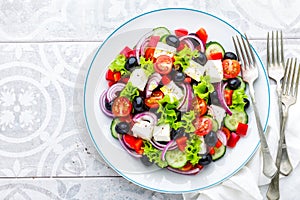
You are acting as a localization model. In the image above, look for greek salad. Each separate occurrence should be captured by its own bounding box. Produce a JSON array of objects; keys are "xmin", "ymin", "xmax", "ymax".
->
[{"xmin": 99, "ymin": 26, "xmax": 250, "ymax": 175}]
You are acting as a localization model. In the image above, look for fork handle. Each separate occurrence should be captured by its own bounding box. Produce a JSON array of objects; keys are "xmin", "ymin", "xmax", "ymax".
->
[{"xmin": 249, "ymin": 85, "xmax": 278, "ymax": 178}]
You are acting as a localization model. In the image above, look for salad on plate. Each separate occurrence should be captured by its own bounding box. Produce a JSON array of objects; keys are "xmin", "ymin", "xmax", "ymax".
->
[{"xmin": 99, "ymin": 26, "xmax": 250, "ymax": 175}]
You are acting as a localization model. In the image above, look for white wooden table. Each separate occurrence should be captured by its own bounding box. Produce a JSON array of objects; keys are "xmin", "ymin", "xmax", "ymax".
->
[{"xmin": 0, "ymin": 1, "xmax": 300, "ymax": 199}]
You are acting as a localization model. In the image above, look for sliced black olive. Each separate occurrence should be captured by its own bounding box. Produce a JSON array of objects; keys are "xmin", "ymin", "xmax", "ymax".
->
[
  {"xmin": 243, "ymin": 98, "xmax": 250, "ymax": 110},
  {"xmin": 208, "ymin": 90, "xmax": 220, "ymax": 105},
  {"xmin": 227, "ymin": 78, "xmax": 241, "ymax": 90},
  {"xmin": 223, "ymin": 52, "xmax": 238, "ymax": 60},
  {"xmin": 198, "ymin": 153, "xmax": 212, "ymax": 166},
  {"xmin": 170, "ymin": 127, "xmax": 185, "ymax": 140},
  {"xmin": 188, "ymin": 33, "xmax": 200, "ymax": 46},
  {"xmin": 105, "ymin": 100, "xmax": 113, "ymax": 111},
  {"xmin": 166, "ymin": 35, "xmax": 180, "ymax": 48},
  {"xmin": 115, "ymin": 122, "xmax": 130, "ymax": 134},
  {"xmin": 193, "ymin": 52, "xmax": 207, "ymax": 66},
  {"xmin": 125, "ymin": 56, "xmax": 138, "ymax": 71}
]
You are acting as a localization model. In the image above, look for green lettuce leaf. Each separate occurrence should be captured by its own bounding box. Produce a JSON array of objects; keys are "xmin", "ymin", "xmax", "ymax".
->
[
  {"xmin": 157, "ymin": 95, "xmax": 179, "ymax": 129},
  {"xmin": 230, "ymin": 87, "xmax": 248, "ymax": 111},
  {"xmin": 185, "ymin": 134, "xmax": 202, "ymax": 165},
  {"xmin": 108, "ymin": 54, "xmax": 129, "ymax": 75},
  {"xmin": 139, "ymin": 56, "xmax": 155, "ymax": 77},
  {"xmin": 193, "ymin": 75, "xmax": 215, "ymax": 101},
  {"xmin": 173, "ymin": 46, "xmax": 199, "ymax": 71},
  {"xmin": 119, "ymin": 82, "xmax": 139, "ymax": 101},
  {"xmin": 142, "ymin": 141, "xmax": 168, "ymax": 168},
  {"xmin": 180, "ymin": 110, "xmax": 196, "ymax": 133}
]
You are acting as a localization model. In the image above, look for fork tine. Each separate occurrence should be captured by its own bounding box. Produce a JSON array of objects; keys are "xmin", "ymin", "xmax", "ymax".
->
[
  {"xmin": 267, "ymin": 32, "xmax": 270, "ymax": 67},
  {"xmin": 293, "ymin": 60, "xmax": 300, "ymax": 97},
  {"xmin": 279, "ymin": 31, "xmax": 284, "ymax": 65},
  {"xmin": 233, "ymin": 35, "xmax": 248, "ymax": 69},
  {"xmin": 282, "ymin": 58, "xmax": 292, "ymax": 95},
  {"xmin": 245, "ymin": 34, "xmax": 257, "ymax": 65},
  {"xmin": 282, "ymin": 58, "xmax": 297, "ymax": 95}
]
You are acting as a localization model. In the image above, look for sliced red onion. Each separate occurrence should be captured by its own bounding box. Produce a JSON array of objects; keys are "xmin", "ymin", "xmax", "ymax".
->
[
  {"xmin": 140, "ymin": 38, "xmax": 150, "ymax": 57},
  {"xmin": 207, "ymin": 105, "xmax": 215, "ymax": 118},
  {"xmin": 118, "ymin": 134, "xmax": 142, "ymax": 158},
  {"xmin": 216, "ymin": 130, "xmax": 227, "ymax": 146},
  {"xmin": 179, "ymin": 35, "xmax": 205, "ymax": 53},
  {"xmin": 132, "ymin": 111, "xmax": 158, "ymax": 125},
  {"xmin": 177, "ymin": 83, "xmax": 187, "ymax": 109},
  {"xmin": 179, "ymin": 38, "xmax": 195, "ymax": 50},
  {"xmin": 135, "ymin": 30, "xmax": 155, "ymax": 64},
  {"xmin": 161, "ymin": 140, "xmax": 176, "ymax": 161},
  {"xmin": 150, "ymin": 139, "xmax": 177, "ymax": 151},
  {"xmin": 149, "ymin": 140, "xmax": 165, "ymax": 151},
  {"xmin": 99, "ymin": 90, "xmax": 114, "ymax": 117},
  {"xmin": 106, "ymin": 82, "xmax": 126, "ymax": 102},
  {"xmin": 215, "ymin": 82, "xmax": 232, "ymax": 115},
  {"xmin": 145, "ymin": 73, "xmax": 162, "ymax": 98},
  {"xmin": 167, "ymin": 166, "xmax": 200, "ymax": 175}
]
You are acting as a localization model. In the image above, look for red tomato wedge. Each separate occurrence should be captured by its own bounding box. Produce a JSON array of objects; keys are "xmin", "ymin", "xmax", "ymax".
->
[
  {"xmin": 192, "ymin": 97, "xmax": 207, "ymax": 116},
  {"xmin": 112, "ymin": 96, "xmax": 132, "ymax": 117},
  {"xmin": 174, "ymin": 28, "xmax": 188, "ymax": 37},
  {"xmin": 196, "ymin": 27, "xmax": 208, "ymax": 44},
  {"xmin": 123, "ymin": 134, "xmax": 144, "ymax": 154},
  {"xmin": 145, "ymin": 90, "xmax": 164, "ymax": 108}
]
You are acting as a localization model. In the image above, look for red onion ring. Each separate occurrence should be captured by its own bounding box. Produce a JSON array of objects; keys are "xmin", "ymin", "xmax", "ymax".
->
[
  {"xmin": 99, "ymin": 90, "xmax": 114, "ymax": 117},
  {"xmin": 118, "ymin": 134, "xmax": 142, "ymax": 158},
  {"xmin": 179, "ymin": 35, "xmax": 205, "ymax": 53},
  {"xmin": 167, "ymin": 166, "xmax": 200, "ymax": 175},
  {"xmin": 106, "ymin": 82, "xmax": 126, "ymax": 102}
]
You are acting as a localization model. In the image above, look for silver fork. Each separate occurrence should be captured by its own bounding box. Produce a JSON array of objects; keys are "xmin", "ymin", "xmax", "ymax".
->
[
  {"xmin": 233, "ymin": 34, "xmax": 278, "ymax": 179},
  {"xmin": 267, "ymin": 31, "xmax": 293, "ymax": 177},
  {"xmin": 267, "ymin": 58, "xmax": 300, "ymax": 200}
]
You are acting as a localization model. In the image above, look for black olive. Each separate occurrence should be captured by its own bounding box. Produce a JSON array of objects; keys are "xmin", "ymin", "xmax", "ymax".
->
[
  {"xmin": 227, "ymin": 78, "xmax": 241, "ymax": 90},
  {"xmin": 208, "ymin": 90, "xmax": 220, "ymax": 105},
  {"xmin": 166, "ymin": 35, "xmax": 180, "ymax": 48},
  {"xmin": 125, "ymin": 56, "xmax": 138, "ymax": 71},
  {"xmin": 133, "ymin": 96, "xmax": 145, "ymax": 113},
  {"xmin": 243, "ymin": 98, "xmax": 250, "ymax": 110},
  {"xmin": 115, "ymin": 122, "xmax": 130, "ymax": 134},
  {"xmin": 173, "ymin": 71, "xmax": 186, "ymax": 82},
  {"xmin": 141, "ymin": 155, "xmax": 153, "ymax": 166},
  {"xmin": 175, "ymin": 110, "xmax": 182, "ymax": 122},
  {"xmin": 188, "ymin": 33, "xmax": 200, "ymax": 46},
  {"xmin": 105, "ymin": 100, "xmax": 113, "ymax": 111},
  {"xmin": 170, "ymin": 127, "xmax": 185, "ymax": 140},
  {"xmin": 204, "ymin": 131, "xmax": 218, "ymax": 147},
  {"xmin": 193, "ymin": 52, "xmax": 207, "ymax": 66},
  {"xmin": 223, "ymin": 52, "xmax": 238, "ymax": 60},
  {"xmin": 198, "ymin": 153, "xmax": 212, "ymax": 166}
]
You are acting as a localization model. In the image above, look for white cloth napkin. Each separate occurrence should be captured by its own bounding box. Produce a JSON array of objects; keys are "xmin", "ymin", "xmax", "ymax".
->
[{"xmin": 183, "ymin": 85, "xmax": 300, "ymax": 200}]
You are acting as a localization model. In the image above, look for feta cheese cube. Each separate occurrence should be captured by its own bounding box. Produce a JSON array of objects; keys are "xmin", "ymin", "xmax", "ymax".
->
[
  {"xmin": 205, "ymin": 60, "xmax": 223, "ymax": 83},
  {"xmin": 131, "ymin": 120, "xmax": 154, "ymax": 141},
  {"xmin": 160, "ymin": 81, "xmax": 184, "ymax": 103},
  {"xmin": 128, "ymin": 68, "xmax": 148, "ymax": 91},
  {"xmin": 210, "ymin": 104, "xmax": 226, "ymax": 128},
  {"xmin": 184, "ymin": 60, "xmax": 206, "ymax": 82},
  {"xmin": 153, "ymin": 124, "xmax": 171, "ymax": 142},
  {"xmin": 153, "ymin": 42, "xmax": 176, "ymax": 58}
]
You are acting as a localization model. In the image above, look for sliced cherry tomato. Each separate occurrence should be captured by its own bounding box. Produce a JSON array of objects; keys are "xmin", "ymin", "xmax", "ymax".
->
[
  {"xmin": 154, "ymin": 55, "xmax": 173, "ymax": 75},
  {"xmin": 222, "ymin": 59, "xmax": 241, "ymax": 79},
  {"xmin": 123, "ymin": 134, "xmax": 144, "ymax": 154},
  {"xmin": 227, "ymin": 132, "xmax": 240, "ymax": 148},
  {"xmin": 144, "ymin": 47, "xmax": 155, "ymax": 61},
  {"xmin": 221, "ymin": 127, "xmax": 231, "ymax": 141},
  {"xmin": 236, "ymin": 123, "xmax": 248, "ymax": 136},
  {"xmin": 207, "ymin": 52, "xmax": 223, "ymax": 60},
  {"xmin": 145, "ymin": 90, "xmax": 164, "ymax": 108},
  {"xmin": 112, "ymin": 96, "xmax": 132, "ymax": 117},
  {"xmin": 224, "ymin": 89, "xmax": 233, "ymax": 106},
  {"xmin": 176, "ymin": 136, "xmax": 188, "ymax": 151},
  {"xmin": 175, "ymin": 28, "xmax": 189, "ymax": 37},
  {"xmin": 196, "ymin": 28, "xmax": 208, "ymax": 44},
  {"xmin": 193, "ymin": 116, "xmax": 212, "ymax": 136},
  {"xmin": 192, "ymin": 97, "xmax": 207, "ymax": 116}
]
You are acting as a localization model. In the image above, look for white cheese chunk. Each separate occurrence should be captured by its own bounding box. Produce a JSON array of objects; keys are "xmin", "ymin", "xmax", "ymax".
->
[
  {"xmin": 153, "ymin": 124, "xmax": 171, "ymax": 142},
  {"xmin": 184, "ymin": 60, "xmax": 206, "ymax": 82},
  {"xmin": 131, "ymin": 120, "xmax": 154, "ymax": 141},
  {"xmin": 210, "ymin": 104, "xmax": 226, "ymax": 128},
  {"xmin": 160, "ymin": 81, "xmax": 184, "ymax": 103},
  {"xmin": 153, "ymin": 42, "xmax": 176, "ymax": 58},
  {"xmin": 205, "ymin": 60, "xmax": 223, "ymax": 83},
  {"xmin": 128, "ymin": 68, "xmax": 148, "ymax": 91},
  {"xmin": 199, "ymin": 136, "xmax": 207, "ymax": 155}
]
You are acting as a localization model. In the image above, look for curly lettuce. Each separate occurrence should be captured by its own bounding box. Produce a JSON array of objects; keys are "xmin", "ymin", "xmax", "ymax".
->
[
  {"xmin": 139, "ymin": 56, "xmax": 155, "ymax": 77},
  {"xmin": 157, "ymin": 95, "xmax": 180, "ymax": 130},
  {"xmin": 173, "ymin": 46, "xmax": 199, "ymax": 71},
  {"xmin": 119, "ymin": 82, "xmax": 139, "ymax": 101},
  {"xmin": 185, "ymin": 134, "xmax": 202, "ymax": 165},
  {"xmin": 230, "ymin": 87, "xmax": 248, "ymax": 111},
  {"xmin": 142, "ymin": 141, "xmax": 168, "ymax": 168},
  {"xmin": 108, "ymin": 54, "xmax": 129, "ymax": 75},
  {"xmin": 179, "ymin": 110, "xmax": 196, "ymax": 133},
  {"xmin": 193, "ymin": 75, "xmax": 214, "ymax": 101}
]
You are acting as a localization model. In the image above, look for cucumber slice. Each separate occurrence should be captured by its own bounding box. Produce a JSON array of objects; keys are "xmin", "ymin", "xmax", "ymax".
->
[
  {"xmin": 110, "ymin": 118, "xmax": 120, "ymax": 139},
  {"xmin": 204, "ymin": 116, "xmax": 219, "ymax": 132},
  {"xmin": 212, "ymin": 145, "xmax": 226, "ymax": 161},
  {"xmin": 237, "ymin": 76, "xmax": 246, "ymax": 90},
  {"xmin": 153, "ymin": 27, "xmax": 171, "ymax": 38},
  {"xmin": 165, "ymin": 149, "xmax": 187, "ymax": 169},
  {"xmin": 224, "ymin": 109, "xmax": 248, "ymax": 131},
  {"xmin": 205, "ymin": 41, "xmax": 225, "ymax": 57}
]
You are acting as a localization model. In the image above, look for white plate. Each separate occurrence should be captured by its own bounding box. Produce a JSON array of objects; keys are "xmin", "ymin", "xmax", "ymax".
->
[{"xmin": 83, "ymin": 8, "xmax": 270, "ymax": 193}]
